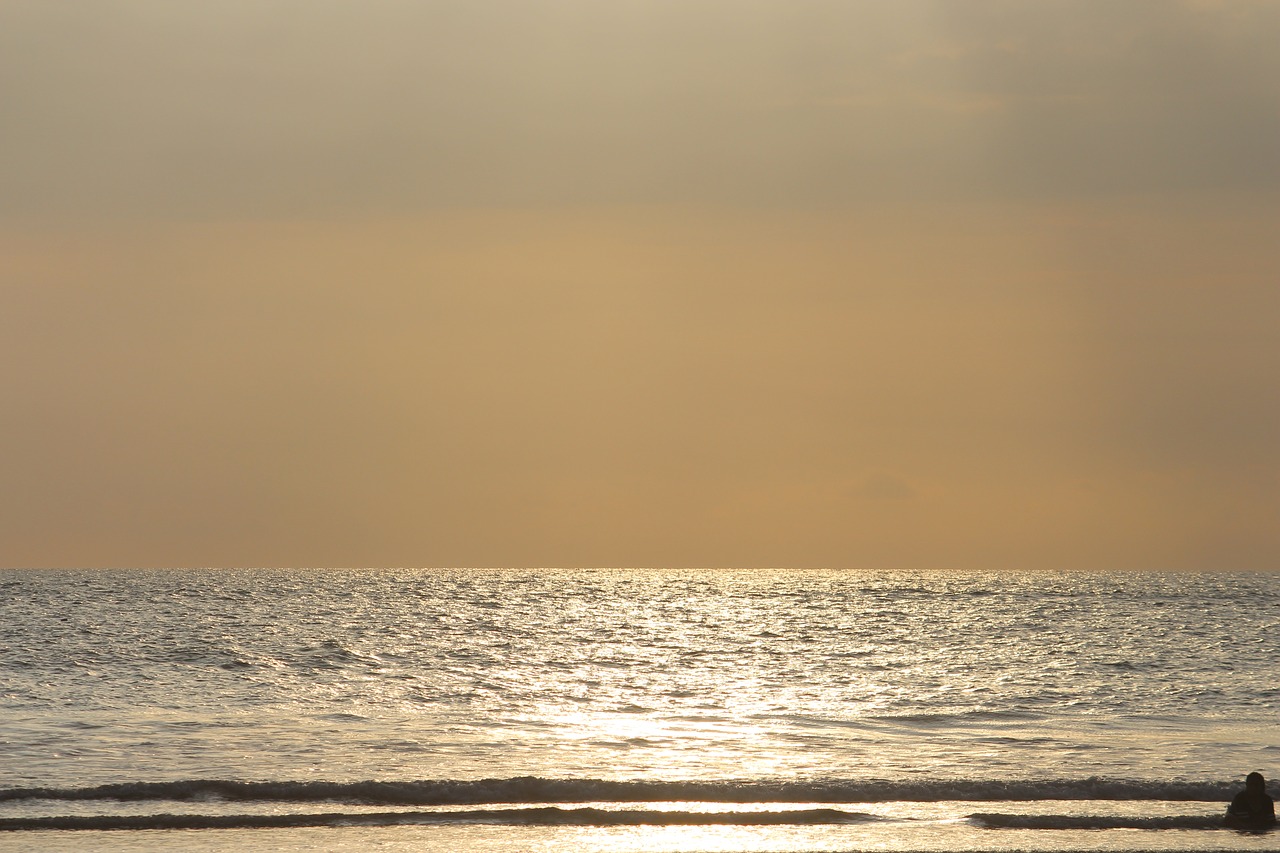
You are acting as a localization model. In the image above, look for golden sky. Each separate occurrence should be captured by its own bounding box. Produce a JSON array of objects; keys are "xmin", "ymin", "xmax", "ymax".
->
[{"xmin": 2, "ymin": 1, "xmax": 1277, "ymax": 569}]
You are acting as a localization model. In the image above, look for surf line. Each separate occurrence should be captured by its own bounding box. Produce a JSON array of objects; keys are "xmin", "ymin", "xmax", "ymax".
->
[{"xmin": 0, "ymin": 807, "xmax": 877, "ymax": 832}]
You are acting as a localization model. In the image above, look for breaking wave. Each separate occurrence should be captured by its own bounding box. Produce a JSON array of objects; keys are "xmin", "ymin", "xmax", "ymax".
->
[
  {"xmin": 0, "ymin": 807, "xmax": 876, "ymax": 832},
  {"xmin": 0, "ymin": 777, "xmax": 1253, "ymax": 835},
  {"xmin": 970, "ymin": 813, "xmax": 1260, "ymax": 831},
  {"xmin": 0, "ymin": 776, "xmax": 1236, "ymax": 806}
]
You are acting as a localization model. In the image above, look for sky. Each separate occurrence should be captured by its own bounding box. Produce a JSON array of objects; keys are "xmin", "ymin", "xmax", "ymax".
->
[{"xmin": 2, "ymin": 0, "xmax": 1277, "ymax": 570}]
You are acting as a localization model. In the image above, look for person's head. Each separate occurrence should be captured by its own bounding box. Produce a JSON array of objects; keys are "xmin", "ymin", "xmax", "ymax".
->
[{"xmin": 1246, "ymin": 772, "xmax": 1266, "ymax": 793}]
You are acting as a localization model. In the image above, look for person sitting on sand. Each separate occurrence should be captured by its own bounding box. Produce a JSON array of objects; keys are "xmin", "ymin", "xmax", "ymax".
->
[{"xmin": 1226, "ymin": 772, "xmax": 1276, "ymax": 829}]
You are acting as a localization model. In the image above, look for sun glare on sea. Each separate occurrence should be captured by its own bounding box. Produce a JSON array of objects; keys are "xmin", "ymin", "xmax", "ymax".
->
[
  {"xmin": 522, "ymin": 825, "xmax": 855, "ymax": 853},
  {"xmin": 536, "ymin": 708, "xmax": 790, "ymax": 778}
]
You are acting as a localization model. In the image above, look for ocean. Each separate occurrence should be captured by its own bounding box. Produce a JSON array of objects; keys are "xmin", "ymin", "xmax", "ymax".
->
[{"xmin": 1, "ymin": 568, "xmax": 1276, "ymax": 852}]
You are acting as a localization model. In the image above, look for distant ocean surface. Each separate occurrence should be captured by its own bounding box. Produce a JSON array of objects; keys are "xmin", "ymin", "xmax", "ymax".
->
[{"xmin": 2, "ymin": 568, "xmax": 1277, "ymax": 852}]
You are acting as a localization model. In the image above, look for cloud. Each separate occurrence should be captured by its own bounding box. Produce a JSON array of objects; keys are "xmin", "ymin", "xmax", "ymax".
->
[
  {"xmin": 3, "ymin": 0, "xmax": 1277, "ymax": 219},
  {"xmin": 929, "ymin": 0, "xmax": 1280, "ymax": 197}
]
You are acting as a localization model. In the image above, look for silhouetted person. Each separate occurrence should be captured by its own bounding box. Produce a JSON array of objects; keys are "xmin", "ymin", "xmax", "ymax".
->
[{"xmin": 1225, "ymin": 772, "xmax": 1276, "ymax": 829}]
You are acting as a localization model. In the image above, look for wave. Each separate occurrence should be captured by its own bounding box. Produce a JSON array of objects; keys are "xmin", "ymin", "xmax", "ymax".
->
[
  {"xmin": 0, "ymin": 807, "xmax": 876, "ymax": 832},
  {"xmin": 970, "ymin": 813, "xmax": 1261, "ymax": 831},
  {"xmin": 864, "ymin": 709, "xmax": 1047, "ymax": 725},
  {"xmin": 2, "ymin": 803, "xmax": 1261, "ymax": 835},
  {"xmin": 0, "ymin": 777, "xmax": 1237, "ymax": 806}
]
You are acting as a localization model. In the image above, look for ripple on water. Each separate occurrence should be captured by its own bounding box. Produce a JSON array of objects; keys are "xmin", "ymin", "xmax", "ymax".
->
[{"xmin": 0, "ymin": 568, "xmax": 1276, "ymax": 787}]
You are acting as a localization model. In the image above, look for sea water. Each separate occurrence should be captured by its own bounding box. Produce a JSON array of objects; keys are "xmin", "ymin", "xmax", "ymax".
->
[{"xmin": 1, "ymin": 568, "xmax": 1277, "ymax": 852}]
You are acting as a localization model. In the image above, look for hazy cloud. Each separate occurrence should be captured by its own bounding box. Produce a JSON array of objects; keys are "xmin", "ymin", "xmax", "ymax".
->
[{"xmin": 3, "ymin": 0, "xmax": 1277, "ymax": 218}]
